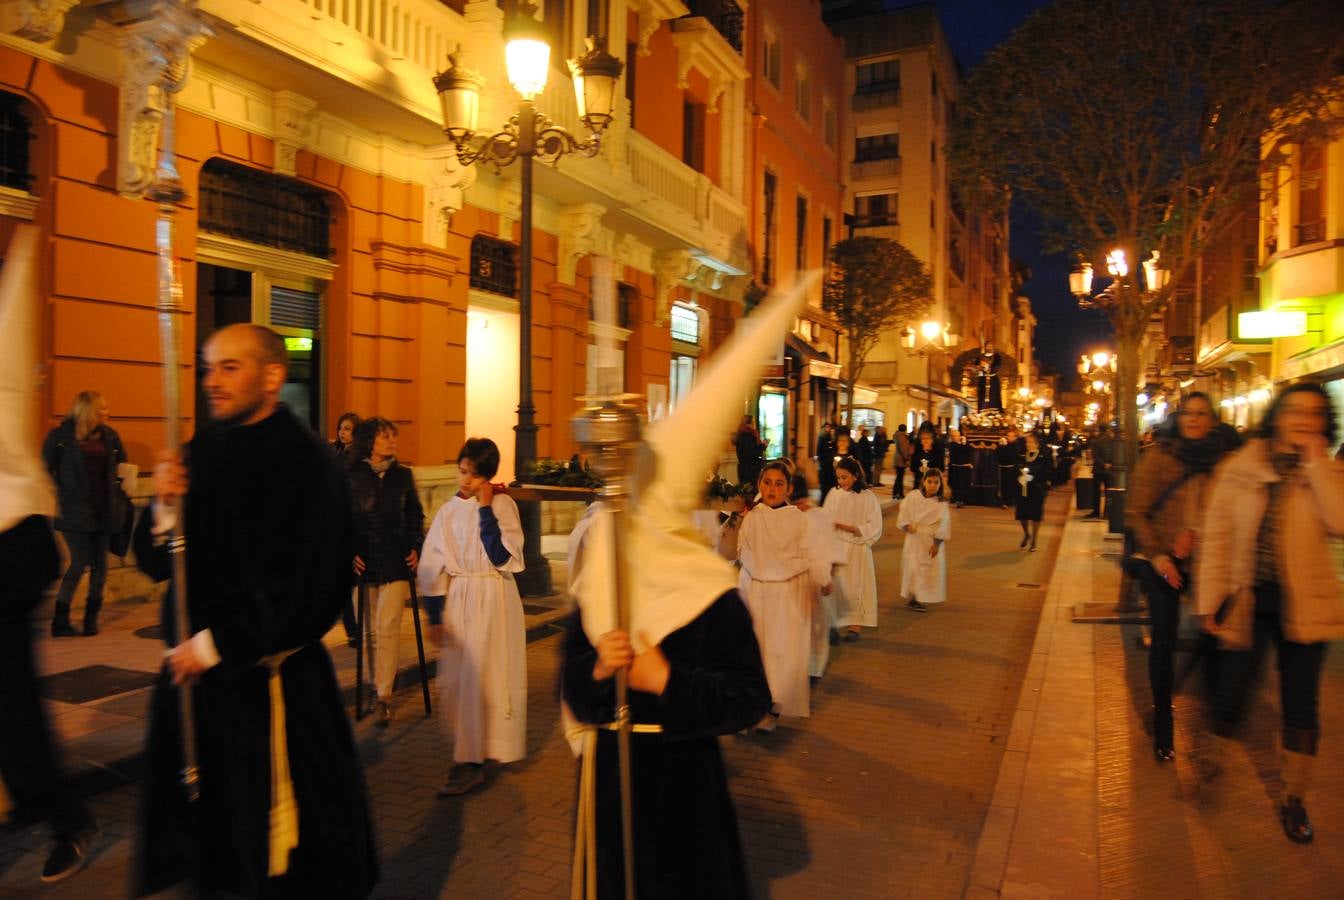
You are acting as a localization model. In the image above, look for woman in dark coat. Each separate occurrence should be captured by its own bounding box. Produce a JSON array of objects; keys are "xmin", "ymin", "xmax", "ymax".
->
[
  {"xmin": 908, "ymin": 423, "xmax": 944, "ymax": 486},
  {"xmin": 996, "ymin": 434, "xmax": 1021, "ymax": 509},
  {"xmin": 331, "ymin": 411, "xmax": 360, "ymax": 460},
  {"xmin": 41, "ymin": 390, "xmax": 127, "ymax": 637},
  {"xmin": 1014, "ymin": 432, "xmax": 1051, "ymax": 551}
]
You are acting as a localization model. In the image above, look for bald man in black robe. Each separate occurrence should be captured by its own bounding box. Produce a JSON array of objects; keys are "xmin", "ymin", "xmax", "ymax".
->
[{"xmin": 133, "ymin": 324, "xmax": 377, "ymax": 898}]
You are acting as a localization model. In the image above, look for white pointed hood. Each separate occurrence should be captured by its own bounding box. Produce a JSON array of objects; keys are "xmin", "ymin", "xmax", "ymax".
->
[
  {"xmin": 572, "ymin": 273, "xmax": 818, "ymax": 649},
  {"xmin": 0, "ymin": 225, "xmax": 55, "ymax": 533}
]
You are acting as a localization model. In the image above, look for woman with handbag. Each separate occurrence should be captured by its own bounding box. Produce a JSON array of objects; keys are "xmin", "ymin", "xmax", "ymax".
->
[
  {"xmin": 1125, "ymin": 392, "xmax": 1237, "ymax": 762},
  {"xmin": 41, "ymin": 391, "xmax": 127, "ymax": 637},
  {"xmin": 1196, "ymin": 383, "xmax": 1344, "ymax": 844}
]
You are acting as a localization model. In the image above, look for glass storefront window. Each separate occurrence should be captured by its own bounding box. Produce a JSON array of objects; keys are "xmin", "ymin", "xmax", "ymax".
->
[{"xmin": 758, "ymin": 390, "xmax": 787, "ymax": 459}]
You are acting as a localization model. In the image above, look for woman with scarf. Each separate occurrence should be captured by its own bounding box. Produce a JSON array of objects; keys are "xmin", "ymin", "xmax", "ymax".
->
[
  {"xmin": 1125, "ymin": 392, "xmax": 1237, "ymax": 762},
  {"xmin": 1196, "ymin": 383, "xmax": 1344, "ymax": 844}
]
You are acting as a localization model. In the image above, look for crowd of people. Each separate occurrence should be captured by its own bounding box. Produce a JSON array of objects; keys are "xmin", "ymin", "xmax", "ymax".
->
[{"xmin": 5, "ymin": 318, "xmax": 1341, "ymax": 894}]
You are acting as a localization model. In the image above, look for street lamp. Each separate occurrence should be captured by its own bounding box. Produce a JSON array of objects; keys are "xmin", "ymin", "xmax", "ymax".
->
[
  {"xmin": 433, "ymin": 6, "xmax": 623, "ymax": 597},
  {"xmin": 902, "ymin": 319, "xmax": 957, "ymax": 423}
]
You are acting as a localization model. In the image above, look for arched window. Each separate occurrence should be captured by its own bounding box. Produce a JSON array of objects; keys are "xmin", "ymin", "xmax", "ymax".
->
[
  {"xmin": 198, "ymin": 159, "xmax": 331, "ymax": 257},
  {"xmin": 0, "ymin": 92, "xmax": 33, "ymax": 192},
  {"xmin": 470, "ymin": 234, "xmax": 518, "ymax": 297}
]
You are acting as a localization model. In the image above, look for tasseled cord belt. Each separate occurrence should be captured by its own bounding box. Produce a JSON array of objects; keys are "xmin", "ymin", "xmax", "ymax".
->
[
  {"xmin": 567, "ymin": 721, "xmax": 664, "ymax": 900},
  {"xmin": 262, "ymin": 648, "xmax": 302, "ymax": 877}
]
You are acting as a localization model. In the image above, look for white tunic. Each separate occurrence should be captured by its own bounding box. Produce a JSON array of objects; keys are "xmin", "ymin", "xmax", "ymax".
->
[
  {"xmin": 731, "ymin": 503, "xmax": 832, "ymax": 717},
  {"xmin": 822, "ymin": 488, "xmax": 883, "ymax": 628},
  {"xmin": 418, "ymin": 493, "xmax": 527, "ymax": 764},
  {"xmin": 897, "ymin": 490, "xmax": 951, "ymax": 604},
  {"xmin": 803, "ymin": 505, "xmax": 844, "ymax": 677}
]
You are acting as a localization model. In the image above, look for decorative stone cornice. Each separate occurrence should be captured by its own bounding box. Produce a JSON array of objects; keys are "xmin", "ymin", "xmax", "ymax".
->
[
  {"xmin": 1, "ymin": 0, "xmax": 79, "ymax": 43},
  {"xmin": 629, "ymin": 0, "xmax": 689, "ymax": 56},
  {"xmin": 273, "ymin": 90, "xmax": 317, "ymax": 177},
  {"xmin": 653, "ymin": 249, "xmax": 691, "ymax": 326},
  {"xmin": 423, "ymin": 146, "xmax": 476, "ymax": 248},
  {"xmin": 557, "ymin": 202, "xmax": 609, "ymax": 285},
  {"xmin": 107, "ymin": 1, "xmax": 212, "ymax": 199},
  {"xmin": 0, "ymin": 184, "xmax": 38, "ymax": 219},
  {"xmin": 670, "ymin": 18, "xmax": 749, "ymax": 113}
]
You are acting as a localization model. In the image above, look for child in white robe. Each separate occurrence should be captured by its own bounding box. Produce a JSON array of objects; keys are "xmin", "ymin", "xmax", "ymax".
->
[
  {"xmin": 719, "ymin": 461, "xmax": 832, "ymax": 731},
  {"xmin": 791, "ymin": 473, "xmax": 842, "ymax": 678},
  {"xmin": 417, "ymin": 437, "xmax": 527, "ymax": 796},
  {"xmin": 823, "ymin": 456, "xmax": 884, "ymax": 640},
  {"xmin": 898, "ymin": 468, "xmax": 951, "ymax": 612}
]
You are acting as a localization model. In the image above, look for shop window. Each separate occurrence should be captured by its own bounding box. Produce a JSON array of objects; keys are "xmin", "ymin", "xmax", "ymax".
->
[
  {"xmin": 470, "ymin": 234, "xmax": 519, "ymax": 297},
  {"xmin": 0, "ymin": 92, "xmax": 33, "ymax": 191},
  {"xmin": 199, "ymin": 159, "xmax": 331, "ymax": 257}
]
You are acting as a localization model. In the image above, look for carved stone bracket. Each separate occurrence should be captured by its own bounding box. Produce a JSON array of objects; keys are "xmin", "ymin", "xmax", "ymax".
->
[
  {"xmin": 629, "ymin": 0, "xmax": 688, "ymax": 56},
  {"xmin": 273, "ymin": 90, "xmax": 317, "ymax": 177},
  {"xmin": 423, "ymin": 146, "xmax": 477, "ymax": 248},
  {"xmin": 557, "ymin": 202, "xmax": 609, "ymax": 285},
  {"xmin": 653, "ymin": 249, "xmax": 691, "ymax": 326},
  {"xmin": 109, "ymin": 1, "xmax": 212, "ymax": 199},
  {"xmin": 1, "ymin": 0, "xmax": 80, "ymax": 43}
]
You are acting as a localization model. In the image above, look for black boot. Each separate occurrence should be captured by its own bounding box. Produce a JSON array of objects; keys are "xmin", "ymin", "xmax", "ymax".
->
[
  {"xmin": 82, "ymin": 596, "xmax": 102, "ymax": 636},
  {"xmin": 1153, "ymin": 706, "xmax": 1174, "ymax": 762},
  {"xmin": 51, "ymin": 603, "xmax": 77, "ymax": 638}
]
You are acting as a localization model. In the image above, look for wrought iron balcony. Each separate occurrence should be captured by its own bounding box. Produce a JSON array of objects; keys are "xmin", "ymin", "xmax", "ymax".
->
[
  {"xmin": 1294, "ymin": 219, "xmax": 1326, "ymax": 246},
  {"xmin": 681, "ymin": 0, "xmax": 743, "ymax": 53}
]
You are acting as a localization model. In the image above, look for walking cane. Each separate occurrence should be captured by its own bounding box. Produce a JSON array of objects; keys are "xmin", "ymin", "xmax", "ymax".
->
[
  {"xmin": 406, "ymin": 570, "xmax": 433, "ymax": 717},
  {"xmin": 150, "ymin": 75, "xmax": 201, "ymax": 805},
  {"xmin": 355, "ymin": 576, "xmax": 368, "ymax": 720}
]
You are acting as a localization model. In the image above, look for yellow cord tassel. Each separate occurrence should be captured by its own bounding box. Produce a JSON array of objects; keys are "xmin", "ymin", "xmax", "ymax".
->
[{"xmin": 264, "ymin": 652, "xmax": 300, "ymax": 876}]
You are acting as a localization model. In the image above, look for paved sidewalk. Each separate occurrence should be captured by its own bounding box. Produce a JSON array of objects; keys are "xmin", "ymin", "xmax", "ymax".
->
[{"xmin": 970, "ymin": 504, "xmax": 1344, "ymax": 898}]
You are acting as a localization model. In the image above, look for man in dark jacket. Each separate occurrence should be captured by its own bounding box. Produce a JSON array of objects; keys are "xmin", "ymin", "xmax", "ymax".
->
[
  {"xmin": 1090, "ymin": 426, "xmax": 1118, "ymax": 518},
  {"xmin": 134, "ymin": 324, "xmax": 377, "ymax": 898},
  {"xmin": 346, "ymin": 417, "xmax": 424, "ymax": 725},
  {"xmin": 816, "ymin": 423, "xmax": 837, "ymax": 502},
  {"xmin": 734, "ymin": 415, "xmax": 765, "ymax": 486}
]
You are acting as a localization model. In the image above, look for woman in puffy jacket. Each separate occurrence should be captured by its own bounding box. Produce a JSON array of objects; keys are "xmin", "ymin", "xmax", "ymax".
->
[
  {"xmin": 41, "ymin": 391, "xmax": 127, "ymax": 637},
  {"xmin": 1196, "ymin": 383, "xmax": 1344, "ymax": 845}
]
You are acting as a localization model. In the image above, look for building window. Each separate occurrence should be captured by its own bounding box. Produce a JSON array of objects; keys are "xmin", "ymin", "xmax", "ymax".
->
[
  {"xmin": 0, "ymin": 93, "xmax": 33, "ymax": 192},
  {"xmin": 823, "ymin": 98, "xmax": 837, "ymax": 148},
  {"xmin": 1295, "ymin": 139, "xmax": 1326, "ymax": 246},
  {"xmin": 682, "ymin": 98, "xmax": 706, "ymax": 173},
  {"xmin": 470, "ymin": 234, "xmax": 519, "ymax": 297},
  {"xmin": 822, "ymin": 216, "xmax": 833, "ymax": 269},
  {"xmin": 795, "ymin": 62, "xmax": 811, "ymax": 121},
  {"xmin": 854, "ymin": 192, "xmax": 896, "ymax": 228},
  {"xmin": 796, "ymin": 195, "xmax": 808, "ymax": 270},
  {"xmin": 670, "ymin": 302, "xmax": 700, "ymax": 344},
  {"xmin": 855, "ymin": 58, "xmax": 899, "ymax": 94},
  {"xmin": 763, "ymin": 28, "xmax": 781, "ymax": 89},
  {"xmin": 670, "ymin": 354, "xmax": 696, "ymax": 412},
  {"xmin": 855, "ymin": 132, "xmax": 899, "ymax": 162},
  {"xmin": 589, "ymin": 283, "xmax": 636, "ymax": 329},
  {"xmin": 763, "ymin": 170, "xmax": 778, "ymax": 284},
  {"xmin": 199, "ymin": 160, "xmax": 331, "ymax": 257},
  {"xmin": 625, "ymin": 42, "xmax": 637, "ymax": 129}
]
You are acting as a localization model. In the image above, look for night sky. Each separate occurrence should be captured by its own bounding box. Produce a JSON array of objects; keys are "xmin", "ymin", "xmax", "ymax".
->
[{"xmin": 895, "ymin": 0, "xmax": 1114, "ymax": 388}]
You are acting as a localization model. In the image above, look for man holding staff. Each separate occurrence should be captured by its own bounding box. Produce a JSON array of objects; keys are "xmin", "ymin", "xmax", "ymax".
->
[{"xmin": 133, "ymin": 323, "xmax": 377, "ymax": 898}]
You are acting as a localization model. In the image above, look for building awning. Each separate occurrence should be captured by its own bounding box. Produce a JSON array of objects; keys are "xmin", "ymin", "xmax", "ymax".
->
[
  {"xmin": 1281, "ymin": 337, "xmax": 1344, "ymax": 381},
  {"xmin": 906, "ymin": 384, "xmax": 966, "ymax": 403},
  {"xmin": 784, "ymin": 332, "xmax": 842, "ymax": 380},
  {"xmin": 841, "ymin": 382, "xmax": 880, "ymax": 406}
]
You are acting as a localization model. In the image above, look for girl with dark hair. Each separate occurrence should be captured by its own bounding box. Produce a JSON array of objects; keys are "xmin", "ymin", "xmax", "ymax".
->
[
  {"xmin": 823, "ymin": 457, "xmax": 882, "ymax": 641},
  {"xmin": 1014, "ymin": 432, "xmax": 1051, "ymax": 551},
  {"xmin": 332, "ymin": 411, "xmax": 361, "ymax": 458},
  {"xmin": 898, "ymin": 468, "xmax": 951, "ymax": 612},
  {"xmin": 718, "ymin": 462, "xmax": 832, "ymax": 732},
  {"xmin": 909, "ymin": 423, "xmax": 944, "ymax": 487},
  {"xmin": 1197, "ymin": 382, "xmax": 1344, "ymax": 844},
  {"xmin": 1126, "ymin": 392, "xmax": 1238, "ymax": 761},
  {"xmin": 417, "ymin": 437, "xmax": 526, "ymax": 796},
  {"xmin": 346, "ymin": 417, "xmax": 424, "ymax": 726},
  {"xmin": 791, "ymin": 473, "xmax": 841, "ymax": 677}
]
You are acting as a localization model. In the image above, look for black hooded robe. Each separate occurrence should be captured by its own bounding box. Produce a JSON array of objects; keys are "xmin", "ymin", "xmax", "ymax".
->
[
  {"xmin": 562, "ymin": 590, "xmax": 771, "ymax": 900},
  {"xmin": 132, "ymin": 407, "xmax": 377, "ymax": 899}
]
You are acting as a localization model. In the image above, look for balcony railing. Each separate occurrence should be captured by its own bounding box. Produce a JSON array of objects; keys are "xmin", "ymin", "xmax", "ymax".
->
[
  {"xmin": 1295, "ymin": 219, "xmax": 1326, "ymax": 246},
  {"xmin": 852, "ymin": 214, "xmax": 897, "ymax": 229},
  {"xmin": 681, "ymin": 0, "xmax": 743, "ymax": 53},
  {"xmin": 852, "ymin": 88, "xmax": 899, "ymax": 112},
  {"xmin": 851, "ymin": 157, "xmax": 900, "ymax": 180}
]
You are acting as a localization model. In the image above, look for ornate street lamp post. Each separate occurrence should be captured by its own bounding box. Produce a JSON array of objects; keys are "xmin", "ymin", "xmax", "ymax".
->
[
  {"xmin": 433, "ymin": 8, "xmax": 622, "ymax": 596},
  {"xmin": 901, "ymin": 319, "xmax": 958, "ymax": 424}
]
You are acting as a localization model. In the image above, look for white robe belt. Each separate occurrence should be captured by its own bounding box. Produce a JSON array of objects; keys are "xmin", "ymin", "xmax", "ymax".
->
[{"xmin": 260, "ymin": 647, "xmax": 302, "ymax": 877}]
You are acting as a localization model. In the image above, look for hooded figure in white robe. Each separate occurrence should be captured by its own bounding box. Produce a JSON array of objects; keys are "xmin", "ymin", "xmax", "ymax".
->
[{"xmin": 897, "ymin": 482, "xmax": 951, "ymax": 605}]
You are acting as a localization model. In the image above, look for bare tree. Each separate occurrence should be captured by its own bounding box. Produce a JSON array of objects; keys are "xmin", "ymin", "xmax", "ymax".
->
[
  {"xmin": 823, "ymin": 237, "xmax": 933, "ymax": 427},
  {"xmin": 950, "ymin": 0, "xmax": 1343, "ymax": 477}
]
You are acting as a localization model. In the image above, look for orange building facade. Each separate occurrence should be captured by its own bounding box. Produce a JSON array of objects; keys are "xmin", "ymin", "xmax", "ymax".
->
[{"xmin": 6, "ymin": 0, "xmax": 751, "ymax": 480}]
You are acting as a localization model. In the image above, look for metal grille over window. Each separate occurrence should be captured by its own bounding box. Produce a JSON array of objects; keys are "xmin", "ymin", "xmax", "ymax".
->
[
  {"xmin": 270, "ymin": 287, "xmax": 321, "ymax": 330},
  {"xmin": 199, "ymin": 160, "xmax": 330, "ymax": 257},
  {"xmin": 670, "ymin": 303, "xmax": 700, "ymax": 344},
  {"xmin": 470, "ymin": 235, "xmax": 519, "ymax": 297},
  {"xmin": 0, "ymin": 93, "xmax": 33, "ymax": 192}
]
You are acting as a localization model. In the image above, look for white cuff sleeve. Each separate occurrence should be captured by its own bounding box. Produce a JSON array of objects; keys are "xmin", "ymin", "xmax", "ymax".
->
[
  {"xmin": 152, "ymin": 500, "xmax": 179, "ymax": 537},
  {"xmin": 188, "ymin": 629, "xmax": 222, "ymax": 669}
]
